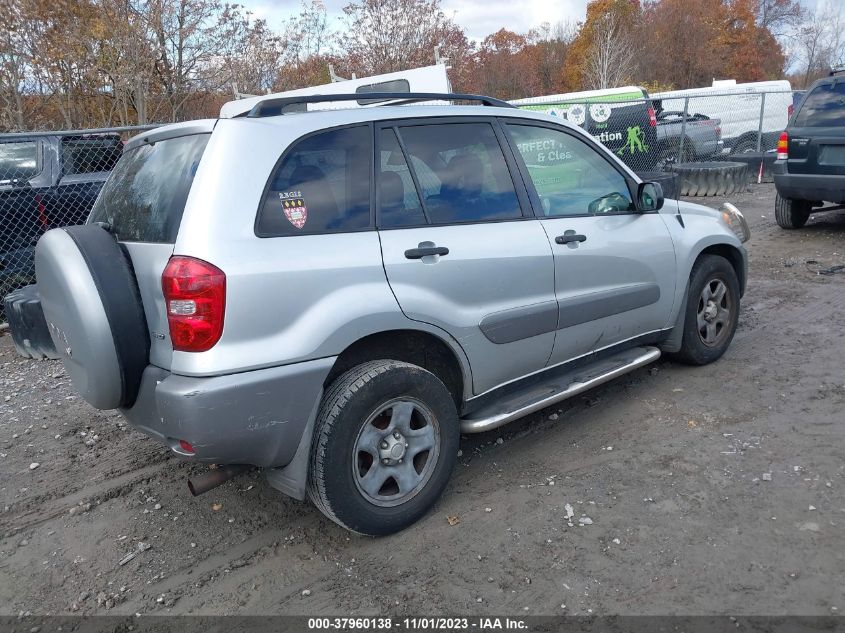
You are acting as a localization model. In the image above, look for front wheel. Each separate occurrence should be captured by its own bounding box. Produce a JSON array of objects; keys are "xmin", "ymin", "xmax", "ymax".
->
[
  {"xmin": 672, "ymin": 255, "xmax": 740, "ymax": 366},
  {"xmin": 308, "ymin": 360, "xmax": 459, "ymax": 535}
]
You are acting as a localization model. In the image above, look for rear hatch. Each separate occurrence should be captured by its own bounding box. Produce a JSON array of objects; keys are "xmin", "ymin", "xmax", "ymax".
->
[
  {"xmin": 87, "ymin": 125, "xmax": 212, "ymax": 369},
  {"xmin": 786, "ymin": 80, "xmax": 845, "ymax": 175}
]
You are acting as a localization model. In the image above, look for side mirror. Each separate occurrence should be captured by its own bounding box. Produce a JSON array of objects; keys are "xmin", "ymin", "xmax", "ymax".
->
[{"xmin": 637, "ymin": 181, "xmax": 664, "ymax": 212}]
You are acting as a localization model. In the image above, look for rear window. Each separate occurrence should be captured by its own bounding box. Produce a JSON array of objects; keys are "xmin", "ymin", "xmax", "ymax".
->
[
  {"xmin": 61, "ymin": 137, "xmax": 122, "ymax": 175},
  {"xmin": 256, "ymin": 126, "xmax": 371, "ymax": 236},
  {"xmin": 793, "ymin": 82, "xmax": 845, "ymax": 127},
  {"xmin": 0, "ymin": 141, "xmax": 39, "ymax": 184},
  {"xmin": 88, "ymin": 134, "xmax": 209, "ymax": 243}
]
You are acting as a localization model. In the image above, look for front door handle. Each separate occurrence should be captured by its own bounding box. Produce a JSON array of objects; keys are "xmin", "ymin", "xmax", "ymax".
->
[
  {"xmin": 405, "ymin": 245, "xmax": 449, "ymax": 259},
  {"xmin": 555, "ymin": 232, "xmax": 587, "ymax": 244}
]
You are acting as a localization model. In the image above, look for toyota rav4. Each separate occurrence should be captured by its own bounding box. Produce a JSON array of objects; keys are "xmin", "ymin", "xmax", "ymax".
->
[{"xmin": 35, "ymin": 93, "xmax": 750, "ymax": 536}]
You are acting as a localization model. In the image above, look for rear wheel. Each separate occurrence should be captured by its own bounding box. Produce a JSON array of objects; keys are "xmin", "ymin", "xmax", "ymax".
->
[
  {"xmin": 308, "ymin": 360, "xmax": 459, "ymax": 536},
  {"xmin": 775, "ymin": 193, "xmax": 810, "ymax": 229},
  {"xmin": 672, "ymin": 255, "xmax": 740, "ymax": 366}
]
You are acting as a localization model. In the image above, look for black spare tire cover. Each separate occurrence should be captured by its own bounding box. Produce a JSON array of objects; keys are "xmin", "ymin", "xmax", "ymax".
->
[{"xmin": 35, "ymin": 225, "xmax": 149, "ymax": 409}]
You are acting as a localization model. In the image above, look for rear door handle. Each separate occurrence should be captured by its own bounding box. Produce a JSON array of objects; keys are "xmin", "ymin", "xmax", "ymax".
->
[
  {"xmin": 405, "ymin": 246, "xmax": 449, "ymax": 259},
  {"xmin": 555, "ymin": 232, "xmax": 587, "ymax": 244}
]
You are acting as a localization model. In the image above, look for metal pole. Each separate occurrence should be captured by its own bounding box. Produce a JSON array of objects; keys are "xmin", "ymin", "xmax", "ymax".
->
[
  {"xmin": 678, "ymin": 96, "xmax": 689, "ymax": 164},
  {"xmin": 756, "ymin": 92, "xmax": 766, "ymax": 153}
]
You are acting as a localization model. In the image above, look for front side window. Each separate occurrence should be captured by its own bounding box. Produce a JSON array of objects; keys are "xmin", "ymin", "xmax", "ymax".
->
[
  {"xmin": 257, "ymin": 126, "xmax": 371, "ymax": 236},
  {"xmin": 507, "ymin": 124, "xmax": 634, "ymax": 217},
  {"xmin": 396, "ymin": 122, "xmax": 522, "ymax": 225}
]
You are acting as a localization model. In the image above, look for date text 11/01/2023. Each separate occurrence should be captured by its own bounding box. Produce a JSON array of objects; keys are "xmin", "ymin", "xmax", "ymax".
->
[{"xmin": 307, "ymin": 617, "xmax": 529, "ymax": 630}]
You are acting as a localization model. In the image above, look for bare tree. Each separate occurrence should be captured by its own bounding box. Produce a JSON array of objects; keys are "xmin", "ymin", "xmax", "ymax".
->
[
  {"xmin": 339, "ymin": 0, "xmax": 469, "ymax": 76},
  {"xmin": 791, "ymin": 1, "xmax": 845, "ymax": 87},
  {"xmin": 0, "ymin": 0, "xmax": 27, "ymax": 130},
  {"xmin": 584, "ymin": 11, "xmax": 636, "ymax": 90}
]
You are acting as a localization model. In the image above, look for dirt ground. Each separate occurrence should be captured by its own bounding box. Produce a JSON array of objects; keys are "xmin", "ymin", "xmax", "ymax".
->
[{"xmin": 1, "ymin": 182, "xmax": 843, "ymax": 617}]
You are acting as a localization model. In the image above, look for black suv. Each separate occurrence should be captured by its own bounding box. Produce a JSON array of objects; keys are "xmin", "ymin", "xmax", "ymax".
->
[{"xmin": 773, "ymin": 72, "xmax": 845, "ymax": 229}]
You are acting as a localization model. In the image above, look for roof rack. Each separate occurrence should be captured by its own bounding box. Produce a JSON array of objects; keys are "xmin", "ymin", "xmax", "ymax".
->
[
  {"xmin": 829, "ymin": 69, "xmax": 845, "ymax": 76},
  {"xmin": 246, "ymin": 92, "xmax": 515, "ymax": 118}
]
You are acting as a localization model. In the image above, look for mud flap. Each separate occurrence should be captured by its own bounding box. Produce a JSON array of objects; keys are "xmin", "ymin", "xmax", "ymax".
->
[
  {"xmin": 263, "ymin": 390, "xmax": 324, "ymax": 500},
  {"xmin": 659, "ymin": 285, "xmax": 689, "ymax": 354}
]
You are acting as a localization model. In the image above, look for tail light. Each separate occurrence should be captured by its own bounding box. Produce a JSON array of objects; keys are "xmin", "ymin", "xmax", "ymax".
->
[
  {"xmin": 647, "ymin": 106, "xmax": 657, "ymax": 127},
  {"xmin": 776, "ymin": 132, "xmax": 789, "ymax": 160},
  {"xmin": 161, "ymin": 256, "xmax": 226, "ymax": 352}
]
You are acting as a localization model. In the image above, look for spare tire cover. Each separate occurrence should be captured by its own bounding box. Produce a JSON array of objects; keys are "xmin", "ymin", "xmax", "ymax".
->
[{"xmin": 35, "ymin": 225, "xmax": 149, "ymax": 409}]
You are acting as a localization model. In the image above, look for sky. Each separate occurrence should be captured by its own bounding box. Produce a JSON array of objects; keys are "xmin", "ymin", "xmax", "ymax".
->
[{"xmin": 240, "ymin": 0, "xmax": 591, "ymax": 42}]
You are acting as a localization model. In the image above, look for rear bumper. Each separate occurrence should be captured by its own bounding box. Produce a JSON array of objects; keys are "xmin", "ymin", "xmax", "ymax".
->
[
  {"xmin": 772, "ymin": 163, "xmax": 845, "ymax": 203},
  {"xmin": 120, "ymin": 357, "xmax": 335, "ymax": 468}
]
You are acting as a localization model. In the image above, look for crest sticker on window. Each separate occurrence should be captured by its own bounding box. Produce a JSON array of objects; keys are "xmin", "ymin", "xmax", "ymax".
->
[{"xmin": 279, "ymin": 191, "xmax": 308, "ymax": 229}]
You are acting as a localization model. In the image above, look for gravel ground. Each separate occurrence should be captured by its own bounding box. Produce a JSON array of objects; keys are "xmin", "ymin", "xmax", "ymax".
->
[{"xmin": 1, "ymin": 182, "xmax": 843, "ymax": 616}]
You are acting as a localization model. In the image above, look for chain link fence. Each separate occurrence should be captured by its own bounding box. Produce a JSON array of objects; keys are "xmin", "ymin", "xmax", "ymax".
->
[{"xmin": 0, "ymin": 125, "xmax": 160, "ymax": 320}]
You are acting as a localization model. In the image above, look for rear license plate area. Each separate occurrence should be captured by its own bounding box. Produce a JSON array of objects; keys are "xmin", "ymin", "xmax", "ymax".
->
[{"xmin": 818, "ymin": 145, "xmax": 845, "ymax": 165}]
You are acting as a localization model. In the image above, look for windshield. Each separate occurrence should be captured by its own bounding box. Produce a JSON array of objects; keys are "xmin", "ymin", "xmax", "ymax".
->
[{"xmin": 88, "ymin": 134, "xmax": 209, "ymax": 243}]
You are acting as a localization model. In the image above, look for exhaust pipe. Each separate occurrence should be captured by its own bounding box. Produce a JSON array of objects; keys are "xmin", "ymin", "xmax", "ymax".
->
[{"xmin": 187, "ymin": 464, "xmax": 251, "ymax": 496}]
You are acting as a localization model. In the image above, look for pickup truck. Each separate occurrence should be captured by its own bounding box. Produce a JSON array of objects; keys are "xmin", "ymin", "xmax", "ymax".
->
[
  {"xmin": 0, "ymin": 134, "xmax": 122, "ymax": 319},
  {"xmin": 654, "ymin": 108, "xmax": 723, "ymax": 169}
]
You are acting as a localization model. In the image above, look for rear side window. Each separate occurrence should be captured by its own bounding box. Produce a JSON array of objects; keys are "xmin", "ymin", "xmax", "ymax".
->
[
  {"xmin": 61, "ymin": 137, "xmax": 122, "ymax": 175},
  {"xmin": 793, "ymin": 82, "xmax": 845, "ymax": 127},
  {"xmin": 88, "ymin": 133, "xmax": 209, "ymax": 243},
  {"xmin": 396, "ymin": 123, "xmax": 522, "ymax": 225},
  {"xmin": 378, "ymin": 128, "xmax": 426, "ymax": 227},
  {"xmin": 0, "ymin": 141, "xmax": 39, "ymax": 183},
  {"xmin": 257, "ymin": 126, "xmax": 371, "ymax": 236}
]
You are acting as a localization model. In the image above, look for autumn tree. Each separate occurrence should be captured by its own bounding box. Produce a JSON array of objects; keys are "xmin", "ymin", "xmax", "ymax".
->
[
  {"xmin": 469, "ymin": 30, "xmax": 541, "ymax": 99},
  {"xmin": 533, "ymin": 21, "xmax": 577, "ymax": 95},
  {"xmin": 719, "ymin": 0, "xmax": 785, "ymax": 81},
  {"xmin": 638, "ymin": 0, "xmax": 728, "ymax": 89},
  {"xmin": 564, "ymin": 0, "xmax": 640, "ymax": 91}
]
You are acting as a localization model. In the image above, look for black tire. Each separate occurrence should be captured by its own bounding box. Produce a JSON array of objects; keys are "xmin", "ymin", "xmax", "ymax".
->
[
  {"xmin": 655, "ymin": 142, "xmax": 693, "ymax": 172},
  {"xmin": 672, "ymin": 255, "xmax": 740, "ymax": 366},
  {"xmin": 636, "ymin": 171, "xmax": 681, "ymax": 200},
  {"xmin": 731, "ymin": 139, "xmax": 757, "ymax": 155},
  {"xmin": 775, "ymin": 193, "xmax": 810, "ymax": 229},
  {"xmin": 3, "ymin": 284, "xmax": 59, "ymax": 360},
  {"xmin": 308, "ymin": 360, "xmax": 459, "ymax": 536},
  {"xmin": 671, "ymin": 161, "xmax": 748, "ymax": 197}
]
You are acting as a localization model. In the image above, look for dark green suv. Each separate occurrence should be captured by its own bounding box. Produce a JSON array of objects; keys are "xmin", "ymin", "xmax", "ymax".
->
[{"xmin": 773, "ymin": 72, "xmax": 845, "ymax": 229}]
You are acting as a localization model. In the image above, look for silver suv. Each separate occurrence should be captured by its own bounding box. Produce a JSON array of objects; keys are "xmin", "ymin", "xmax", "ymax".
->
[{"xmin": 35, "ymin": 93, "xmax": 750, "ymax": 535}]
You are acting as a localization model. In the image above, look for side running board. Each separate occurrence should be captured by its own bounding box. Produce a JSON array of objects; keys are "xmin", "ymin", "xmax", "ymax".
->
[{"xmin": 460, "ymin": 346, "xmax": 661, "ymax": 434}]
